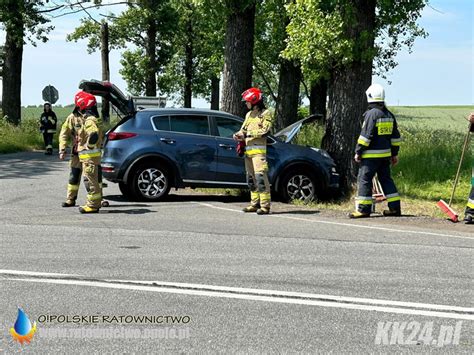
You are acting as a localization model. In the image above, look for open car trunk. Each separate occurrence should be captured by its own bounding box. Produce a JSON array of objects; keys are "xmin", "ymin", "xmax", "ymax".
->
[{"xmin": 79, "ymin": 79, "xmax": 135, "ymax": 118}]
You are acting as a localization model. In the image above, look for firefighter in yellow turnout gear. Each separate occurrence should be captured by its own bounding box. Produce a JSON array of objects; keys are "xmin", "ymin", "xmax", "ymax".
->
[
  {"xmin": 59, "ymin": 91, "xmax": 103, "ymax": 214},
  {"xmin": 234, "ymin": 87, "xmax": 274, "ymax": 215},
  {"xmin": 59, "ymin": 107, "xmax": 84, "ymax": 207}
]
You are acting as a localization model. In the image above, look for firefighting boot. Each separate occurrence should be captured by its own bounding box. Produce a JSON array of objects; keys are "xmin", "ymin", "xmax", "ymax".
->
[
  {"xmin": 464, "ymin": 214, "xmax": 473, "ymax": 224},
  {"xmin": 62, "ymin": 200, "xmax": 76, "ymax": 207},
  {"xmin": 79, "ymin": 205, "xmax": 99, "ymax": 214},
  {"xmin": 242, "ymin": 205, "xmax": 259, "ymax": 213},
  {"xmin": 383, "ymin": 209, "xmax": 402, "ymax": 217},
  {"xmin": 349, "ymin": 211, "xmax": 370, "ymax": 219},
  {"xmin": 256, "ymin": 207, "xmax": 270, "ymax": 215}
]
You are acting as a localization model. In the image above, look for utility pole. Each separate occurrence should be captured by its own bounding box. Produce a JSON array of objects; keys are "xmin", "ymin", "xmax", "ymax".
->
[{"xmin": 101, "ymin": 20, "xmax": 110, "ymax": 122}]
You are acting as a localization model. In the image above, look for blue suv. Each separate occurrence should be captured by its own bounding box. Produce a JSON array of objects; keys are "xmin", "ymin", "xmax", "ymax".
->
[{"xmin": 80, "ymin": 80, "xmax": 339, "ymax": 202}]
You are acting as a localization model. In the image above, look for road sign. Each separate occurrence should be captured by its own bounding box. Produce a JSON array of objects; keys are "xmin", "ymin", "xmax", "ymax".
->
[{"xmin": 42, "ymin": 85, "xmax": 59, "ymax": 104}]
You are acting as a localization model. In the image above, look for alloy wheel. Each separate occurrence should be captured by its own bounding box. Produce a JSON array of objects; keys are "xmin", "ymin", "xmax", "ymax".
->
[
  {"xmin": 286, "ymin": 174, "xmax": 315, "ymax": 202},
  {"xmin": 137, "ymin": 168, "xmax": 167, "ymax": 198}
]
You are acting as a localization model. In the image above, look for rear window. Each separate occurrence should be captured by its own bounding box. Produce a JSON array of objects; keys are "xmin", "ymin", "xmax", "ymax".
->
[
  {"xmin": 152, "ymin": 114, "xmax": 210, "ymax": 135},
  {"xmin": 152, "ymin": 116, "xmax": 170, "ymax": 131}
]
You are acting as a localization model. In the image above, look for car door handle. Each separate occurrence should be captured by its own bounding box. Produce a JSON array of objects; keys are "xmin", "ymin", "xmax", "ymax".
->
[
  {"xmin": 219, "ymin": 144, "xmax": 234, "ymax": 150},
  {"xmin": 160, "ymin": 138, "xmax": 176, "ymax": 144}
]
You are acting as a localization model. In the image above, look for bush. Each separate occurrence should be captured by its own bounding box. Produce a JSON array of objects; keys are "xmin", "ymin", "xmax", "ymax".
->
[
  {"xmin": 394, "ymin": 126, "xmax": 471, "ymax": 202},
  {"xmin": 0, "ymin": 117, "xmax": 44, "ymax": 153}
]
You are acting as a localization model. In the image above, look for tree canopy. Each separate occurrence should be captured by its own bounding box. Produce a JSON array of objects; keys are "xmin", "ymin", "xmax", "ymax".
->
[{"xmin": 283, "ymin": 0, "xmax": 428, "ymax": 81}]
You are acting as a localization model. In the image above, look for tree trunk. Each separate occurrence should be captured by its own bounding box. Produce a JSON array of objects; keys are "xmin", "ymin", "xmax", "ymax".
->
[
  {"xmin": 275, "ymin": 59, "xmax": 301, "ymax": 130},
  {"xmin": 2, "ymin": 2, "xmax": 24, "ymax": 126},
  {"xmin": 145, "ymin": 8, "xmax": 157, "ymax": 97},
  {"xmin": 183, "ymin": 18, "xmax": 193, "ymax": 108},
  {"xmin": 101, "ymin": 21, "xmax": 110, "ymax": 122},
  {"xmin": 322, "ymin": 0, "xmax": 376, "ymax": 195},
  {"xmin": 210, "ymin": 75, "xmax": 220, "ymax": 110},
  {"xmin": 220, "ymin": 2, "xmax": 256, "ymax": 118},
  {"xmin": 309, "ymin": 78, "xmax": 327, "ymax": 119}
]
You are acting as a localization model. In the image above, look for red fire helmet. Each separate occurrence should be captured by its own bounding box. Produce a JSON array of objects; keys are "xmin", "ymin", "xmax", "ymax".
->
[
  {"xmin": 74, "ymin": 91, "xmax": 97, "ymax": 111},
  {"xmin": 241, "ymin": 87, "xmax": 263, "ymax": 105}
]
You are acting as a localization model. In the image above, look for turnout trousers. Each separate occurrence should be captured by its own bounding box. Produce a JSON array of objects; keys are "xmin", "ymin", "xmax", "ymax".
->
[
  {"xmin": 66, "ymin": 155, "xmax": 103, "ymax": 206},
  {"xmin": 356, "ymin": 158, "xmax": 400, "ymax": 214},
  {"xmin": 66, "ymin": 154, "xmax": 82, "ymax": 203},
  {"xmin": 79, "ymin": 157, "xmax": 102, "ymax": 210},
  {"xmin": 43, "ymin": 132, "xmax": 54, "ymax": 151},
  {"xmin": 245, "ymin": 154, "xmax": 271, "ymax": 209}
]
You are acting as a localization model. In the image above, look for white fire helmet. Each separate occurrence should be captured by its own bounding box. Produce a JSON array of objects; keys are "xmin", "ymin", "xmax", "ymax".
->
[{"xmin": 365, "ymin": 83, "xmax": 385, "ymax": 103}]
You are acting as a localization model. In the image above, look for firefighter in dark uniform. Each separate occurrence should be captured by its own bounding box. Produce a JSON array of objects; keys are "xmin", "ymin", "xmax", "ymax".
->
[
  {"xmin": 350, "ymin": 83, "xmax": 402, "ymax": 218},
  {"xmin": 464, "ymin": 112, "xmax": 474, "ymax": 224},
  {"xmin": 39, "ymin": 102, "xmax": 57, "ymax": 155},
  {"xmin": 233, "ymin": 87, "xmax": 274, "ymax": 215}
]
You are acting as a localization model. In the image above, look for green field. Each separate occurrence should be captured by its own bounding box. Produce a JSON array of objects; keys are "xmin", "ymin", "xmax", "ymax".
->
[
  {"xmin": 391, "ymin": 106, "xmax": 473, "ymax": 205},
  {"xmin": 0, "ymin": 106, "xmax": 118, "ymax": 154},
  {"xmin": 1, "ymin": 105, "xmax": 473, "ymax": 218},
  {"xmin": 21, "ymin": 105, "xmax": 76, "ymax": 121},
  {"xmin": 392, "ymin": 106, "xmax": 473, "ymax": 132}
]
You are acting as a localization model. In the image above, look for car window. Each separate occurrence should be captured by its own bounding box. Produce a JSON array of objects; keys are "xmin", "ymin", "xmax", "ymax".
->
[
  {"xmin": 169, "ymin": 115, "xmax": 210, "ymax": 135},
  {"xmin": 152, "ymin": 116, "xmax": 170, "ymax": 131},
  {"xmin": 215, "ymin": 116, "xmax": 242, "ymax": 138}
]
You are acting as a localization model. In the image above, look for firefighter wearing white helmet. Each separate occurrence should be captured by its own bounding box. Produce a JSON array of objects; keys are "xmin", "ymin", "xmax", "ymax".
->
[
  {"xmin": 366, "ymin": 83, "xmax": 385, "ymax": 103},
  {"xmin": 349, "ymin": 83, "xmax": 402, "ymax": 218}
]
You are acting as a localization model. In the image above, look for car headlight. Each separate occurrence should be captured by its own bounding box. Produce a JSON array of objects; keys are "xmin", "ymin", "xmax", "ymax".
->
[{"xmin": 310, "ymin": 147, "xmax": 331, "ymax": 159}]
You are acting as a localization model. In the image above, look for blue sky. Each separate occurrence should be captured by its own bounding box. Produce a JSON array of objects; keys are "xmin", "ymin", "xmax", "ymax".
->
[
  {"xmin": 0, "ymin": 0, "xmax": 472, "ymax": 107},
  {"xmin": 374, "ymin": 0, "xmax": 473, "ymax": 106}
]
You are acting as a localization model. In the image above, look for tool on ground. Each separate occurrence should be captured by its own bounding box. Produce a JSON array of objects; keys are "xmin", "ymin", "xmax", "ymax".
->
[
  {"xmin": 354, "ymin": 176, "xmax": 385, "ymax": 213},
  {"xmin": 370, "ymin": 175, "xmax": 386, "ymax": 213},
  {"xmin": 437, "ymin": 122, "xmax": 472, "ymax": 222},
  {"xmin": 372, "ymin": 175, "xmax": 386, "ymax": 202}
]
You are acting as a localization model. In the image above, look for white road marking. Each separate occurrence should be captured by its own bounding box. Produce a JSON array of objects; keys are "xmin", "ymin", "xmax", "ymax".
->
[
  {"xmin": 5, "ymin": 277, "xmax": 473, "ymax": 320},
  {"xmin": 0, "ymin": 269, "xmax": 79, "ymax": 277},
  {"xmin": 197, "ymin": 202, "xmax": 474, "ymax": 240},
  {"xmin": 197, "ymin": 202, "xmax": 245, "ymax": 213},
  {"xmin": 1, "ymin": 270, "xmax": 472, "ymax": 320}
]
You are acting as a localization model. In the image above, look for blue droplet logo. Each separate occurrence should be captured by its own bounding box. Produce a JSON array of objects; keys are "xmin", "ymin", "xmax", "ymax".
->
[
  {"xmin": 10, "ymin": 307, "xmax": 37, "ymax": 344},
  {"xmin": 14, "ymin": 308, "xmax": 32, "ymax": 336}
]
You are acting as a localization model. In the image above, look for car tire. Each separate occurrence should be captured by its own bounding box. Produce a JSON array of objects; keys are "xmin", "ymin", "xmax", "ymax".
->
[
  {"xmin": 279, "ymin": 169, "xmax": 319, "ymax": 203},
  {"xmin": 130, "ymin": 163, "xmax": 171, "ymax": 202},
  {"xmin": 118, "ymin": 182, "xmax": 134, "ymax": 201}
]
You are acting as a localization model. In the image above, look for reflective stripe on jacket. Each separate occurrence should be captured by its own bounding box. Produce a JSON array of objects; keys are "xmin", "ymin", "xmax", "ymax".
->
[
  {"xmin": 355, "ymin": 104, "xmax": 401, "ymax": 159},
  {"xmin": 59, "ymin": 112, "xmax": 102, "ymax": 162},
  {"xmin": 238, "ymin": 109, "xmax": 274, "ymax": 156}
]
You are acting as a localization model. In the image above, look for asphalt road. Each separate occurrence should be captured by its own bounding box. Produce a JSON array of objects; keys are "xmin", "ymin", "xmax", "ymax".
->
[{"xmin": 0, "ymin": 152, "xmax": 473, "ymax": 353}]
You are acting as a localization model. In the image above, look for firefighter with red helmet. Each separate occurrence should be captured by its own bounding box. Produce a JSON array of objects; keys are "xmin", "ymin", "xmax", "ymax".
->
[
  {"xmin": 233, "ymin": 87, "xmax": 274, "ymax": 215},
  {"xmin": 58, "ymin": 106, "xmax": 84, "ymax": 208},
  {"xmin": 59, "ymin": 91, "xmax": 103, "ymax": 213}
]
